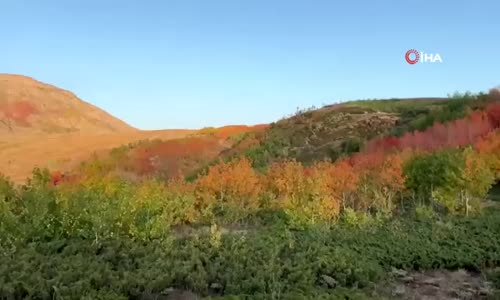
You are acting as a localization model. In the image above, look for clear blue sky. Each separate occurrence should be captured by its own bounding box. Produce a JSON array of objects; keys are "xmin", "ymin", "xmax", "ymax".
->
[{"xmin": 1, "ymin": 1, "xmax": 499, "ymax": 129}]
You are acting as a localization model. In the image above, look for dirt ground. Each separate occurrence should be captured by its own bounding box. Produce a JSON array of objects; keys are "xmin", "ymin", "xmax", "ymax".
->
[{"xmin": 382, "ymin": 268, "xmax": 497, "ymax": 300}]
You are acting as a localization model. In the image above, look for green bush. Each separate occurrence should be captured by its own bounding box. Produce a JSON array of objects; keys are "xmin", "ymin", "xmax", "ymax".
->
[
  {"xmin": 404, "ymin": 150, "xmax": 465, "ymax": 210},
  {"xmin": 2, "ymin": 213, "xmax": 500, "ymax": 298}
]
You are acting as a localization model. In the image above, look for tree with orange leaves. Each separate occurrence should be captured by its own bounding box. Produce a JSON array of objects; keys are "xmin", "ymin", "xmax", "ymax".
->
[
  {"xmin": 325, "ymin": 159, "xmax": 358, "ymax": 210},
  {"xmin": 265, "ymin": 160, "xmax": 306, "ymax": 206},
  {"xmin": 195, "ymin": 157, "xmax": 261, "ymax": 221}
]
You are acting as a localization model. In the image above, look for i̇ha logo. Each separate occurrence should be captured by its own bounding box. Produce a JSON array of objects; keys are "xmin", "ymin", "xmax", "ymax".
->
[{"xmin": 405, "ymin": 49, "xmax": 442, "ymax": 64}]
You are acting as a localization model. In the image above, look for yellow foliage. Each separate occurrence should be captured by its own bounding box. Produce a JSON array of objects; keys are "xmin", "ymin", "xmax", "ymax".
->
[{"xmin": 265, "ymin": 160, "xmax": 341, "ymax": 223}]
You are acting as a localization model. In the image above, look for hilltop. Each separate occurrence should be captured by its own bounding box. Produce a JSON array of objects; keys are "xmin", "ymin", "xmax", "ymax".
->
[
  {"xmin": 221, "ymin": 93, "xmax": 498, "ymax": 169},
  {"xmin": 0, "ymin": 75, "xmax": 194, "ymax": 182},
  {"xmin": 0, "ymin": 74, "xmax": 136, "ymax": 136}
]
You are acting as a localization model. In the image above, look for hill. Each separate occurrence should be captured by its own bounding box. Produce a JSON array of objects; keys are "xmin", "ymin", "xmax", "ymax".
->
[
  {"xmin": 73, "ymin": 91, "xmax": 500, "ymax": 184},
  {"xmin": 3, "ymin": 74, "xmax": 499, "ymax": 184},
  {"xmin": 0, "ymin": 75, "xmax": 198, "ymax": 182},
  {"xmin": 0, "ymin": 74, "xmax": 135, "ymax": 136},
  {"xmin": 0, "ymin": 75, "xmax": 270, "ymax": 183},
  {"xmin": 225, "ymin": 93, "xmax": 499, "ymax": 170},
  {"xmin": 6, "ymin": 90, "xmax": 500, "ymax": 300},
  {"xmin": 4, "ymin": 81, "xmax": 500, "ymax": 299},
  {"xmin": 73, "ymin": 125, "xmax": 268, "ymax": 182}
]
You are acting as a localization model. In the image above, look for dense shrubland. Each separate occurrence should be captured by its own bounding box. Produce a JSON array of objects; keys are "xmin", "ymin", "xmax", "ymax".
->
[
  {"xmin": 2, "ymin": 214, "xmax": 500, "ymax": 299},
  {"xmin": 2, "ymin": 90, "xmax": 500, "ymax": 298}
]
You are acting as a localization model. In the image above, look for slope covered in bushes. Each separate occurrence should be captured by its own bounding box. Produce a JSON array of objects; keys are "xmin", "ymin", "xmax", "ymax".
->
[
  {"xmin": 3, "ymin": 89, "xmax": 500, "ymax": 298},
  {"xmin": 1, "ymin": 168, "xmax": 500, "ymax": 299},
  {"xmin": 218, "ymin": 90, "xmax": 500, "ymax": 172},
  {"xmin": 61, "ymin": 90, "xmax": 500, "ymax": 183}
]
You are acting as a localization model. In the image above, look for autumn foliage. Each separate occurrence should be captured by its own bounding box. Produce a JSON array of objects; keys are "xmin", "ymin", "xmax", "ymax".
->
[
  {"xmin": 364, "ymin": 103, "xmax": 500, "ymax": 154},
  {"xmin": 44, "ymin": 96, "xmax": 500, "ymax": 225},
  {"xmin": 195, "ymin": 158, "xmax": 261, "ymax": 220}
]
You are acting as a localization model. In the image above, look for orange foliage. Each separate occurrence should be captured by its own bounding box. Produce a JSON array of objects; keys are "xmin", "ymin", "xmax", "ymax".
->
[
  {"xmin": 347, "ymin": 150, "xmax": 407, "ymax": 212},
  {"xmin": 266, "ymin": 160, "xmax": 306, "ymax": 201},
  {"xmin": 305, "ymin": 162, "xmax": 342, "ymax": 220},
  {"xmin": 475, "ymin": 130, "xmax": 500, "ymax": 154},
  {"xmin": 195, "ymin": 158, "xmax": 261, "ymax": 214},
  {"xmin": 334, "ymin": 161, "xmax": 358, "ymax": 191},
  {"xmin": 214, "ymin": 124, "xmax": 268, "ymax": 138},
  {"xmin": 314, "ymin": 161, "xmax": 359, "ymax": 214},
  {"xmin": 474, "ymin": 130, "xmax": 500, "ymax": 178},
  {"xmin": 379, "ymin": 154, "xmax": 405, "ymax": 191}
]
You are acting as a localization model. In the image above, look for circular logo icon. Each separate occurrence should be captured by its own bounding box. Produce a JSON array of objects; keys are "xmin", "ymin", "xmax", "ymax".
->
[{"xmin": 405, "ymin": 49, "xmax": 419, "ymax": 64}]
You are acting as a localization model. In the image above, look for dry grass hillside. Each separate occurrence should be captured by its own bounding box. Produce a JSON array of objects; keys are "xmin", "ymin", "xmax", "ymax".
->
[
  {"xmin": 0, "ymin": 75, "xmax": 196, "ymax": 182},
  {"xmin": 0, "ymin": 130, "xmax": 195, "ymax": 183},
  {"xmin": 0, "ymin": 74, "xmax": 136, "ymax": 135}
]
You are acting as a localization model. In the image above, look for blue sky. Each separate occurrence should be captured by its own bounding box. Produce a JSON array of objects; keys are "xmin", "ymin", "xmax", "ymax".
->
[{"xmin": 1, "ymin": 1, "xmax": 499, "ymax": 129}]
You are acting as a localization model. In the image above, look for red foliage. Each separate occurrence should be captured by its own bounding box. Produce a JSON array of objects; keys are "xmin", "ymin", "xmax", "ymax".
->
[
  {"xmin": 329, "ymin": 159, "xmax": 359, "ymax": 194},
  {"xmin": 364, "ymin": 104, "xmax": 500, "ymax": 155},
  {"xmin": 50, "ymin": 170, "xmax": 81, "ymax": 186},
  {"xmin": 130, "ymin": 137, "xmax": 225, "ymax": 176},
  {"xmin": 125, "ymin": 125, "xmax": 269, "ymax": 178},
  {"xmin": 349, "ymin": 151, "xmax": 385, "ymax": 170},
  {"xmin": 0, "ymin": 101, "xmax": 38, "ymax": 126},
  {"xmin": 50, "ymin": 171, "xmax": 63, "ymax": 186}
]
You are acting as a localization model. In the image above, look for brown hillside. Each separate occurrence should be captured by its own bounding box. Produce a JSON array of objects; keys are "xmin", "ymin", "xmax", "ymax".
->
[
  {"xmin": 0, "ymin": 74, "xmax": 136, "ymax": 135},
  {"xmin": 0, "ymin": 74, "xmax": 199, "ymax": 182}
]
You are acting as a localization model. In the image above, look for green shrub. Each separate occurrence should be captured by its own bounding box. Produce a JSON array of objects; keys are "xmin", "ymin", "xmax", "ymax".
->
[
  {"xmin": 404, "ymin": 150, "xmax": 465, "ymax": 210},
  {"xmin": 2, "ymin": 213, "xmax": 500, "ymax": 298}
]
